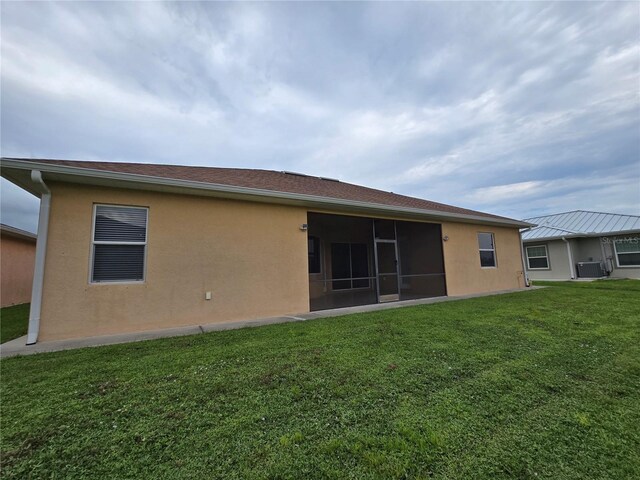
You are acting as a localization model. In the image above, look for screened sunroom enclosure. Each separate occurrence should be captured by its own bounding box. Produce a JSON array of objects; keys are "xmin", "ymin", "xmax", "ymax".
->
[{"xmin": 308, "ymin": 212, "xmax": 447, "ymax": 311}]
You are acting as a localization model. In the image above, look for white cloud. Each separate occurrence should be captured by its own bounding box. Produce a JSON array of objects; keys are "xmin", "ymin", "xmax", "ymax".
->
[
  {"xmin": 468, "ymin": 181, "xmax": 545, "ymax": 203},
  {"xmin": 1, "ymin": 0, "xmax": 638, "ymax": 231}
]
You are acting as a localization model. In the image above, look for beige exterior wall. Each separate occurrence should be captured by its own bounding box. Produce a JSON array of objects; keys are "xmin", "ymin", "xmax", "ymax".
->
[
  {"xmin": 441, "ymin": 222, "xmax": 526, "ymax": 295},
  {"xmin": 37, "ymin": 182, "xmax": 527, "ymax": 341},
  {"xmin": 1, "ymin": 233, "xmax": 36, "ymax": 307},
  {"xmin": 39, "ymin": 183, "xmax": 310, "ymax": 341},
  {"xmin": 306, "ymin": 210, "xmax": 525, "ymax": 297}
]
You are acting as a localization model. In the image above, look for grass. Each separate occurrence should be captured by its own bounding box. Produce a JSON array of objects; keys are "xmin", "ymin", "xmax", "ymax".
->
[
  {"xmin": 532, "ymin": 278, "xmax": 640, "ymax": 291},
  {"xmin": 1, "ymin": 281, "xmax": 639, "ymax": 479},
  {"xmin": 0, "ymin": 303, "xmax": 29, "ymax": 344}
]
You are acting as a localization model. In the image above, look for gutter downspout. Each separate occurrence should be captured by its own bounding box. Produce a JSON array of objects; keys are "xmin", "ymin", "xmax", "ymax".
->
[
  {"xmin": 26, "ymin": 171, "xmax": 51, "ymax": 345},
  {"xmin": 599, "ymin": 237, "xmax": 611, "ymax": 276},
  {"xmin": 562, "ymin": 236, "xmax": 576, "ymax": 280},
  {"xmin": 518, "ymin": 231, "xmax": 530, "ymax": 287}
]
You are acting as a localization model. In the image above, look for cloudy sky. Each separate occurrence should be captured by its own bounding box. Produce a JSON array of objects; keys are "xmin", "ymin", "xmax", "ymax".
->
[{"xmin": 1, "ymin": 1, "xmax": 639, "ymax": 233}]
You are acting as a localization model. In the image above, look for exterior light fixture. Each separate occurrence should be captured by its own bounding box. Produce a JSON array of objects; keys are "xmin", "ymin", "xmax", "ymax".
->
[
  {"xmin": 300, "ymin": 224, "xmax": 308, "ymax": 231},
  {"xmin": 443, "ymin": 235, "xmax": 449, "ymax": 241}
]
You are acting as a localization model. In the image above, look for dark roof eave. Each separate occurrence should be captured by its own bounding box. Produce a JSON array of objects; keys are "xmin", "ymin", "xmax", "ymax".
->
[{"xmin": 0, "ymin": 158, "xmax": 532, "ymax": 228}]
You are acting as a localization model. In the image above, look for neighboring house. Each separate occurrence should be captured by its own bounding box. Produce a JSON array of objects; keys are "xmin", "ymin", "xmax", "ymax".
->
[
  {"xmin": 1, "ymin": 157, "xmax": 532, "ymax": 344},
  {"xmin": 1, "ymin": 223, "xmax": 37, "ymax": 307},
  {"xmin": 521, "ymin": 210, "xmax": 640, "ymax": 281}
]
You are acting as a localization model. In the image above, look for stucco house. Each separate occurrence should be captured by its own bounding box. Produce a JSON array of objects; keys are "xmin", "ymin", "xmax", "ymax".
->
[
  {"xmin": 0, "ymin": 224, "xmax": 37, "ymax": 307},
  {"xmin": 1, "ymin": 157, "xmax": 532, "ymax": 344},
  {"xmin": 522, "ymin": 210, "xmax": 640, "ymax": 281}
]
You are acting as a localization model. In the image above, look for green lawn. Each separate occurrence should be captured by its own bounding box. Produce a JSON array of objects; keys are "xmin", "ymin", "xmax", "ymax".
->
[
  {"xmin": 532, "ymin": 278, "xmax": 640, "ymax": 291},
  {"xmin": 0, "ymin": 303, "xmax": 29, "ymax": 344},
  {"xmin": 1, "ymin": 282, "xmax": 639, "ymax": 479}
]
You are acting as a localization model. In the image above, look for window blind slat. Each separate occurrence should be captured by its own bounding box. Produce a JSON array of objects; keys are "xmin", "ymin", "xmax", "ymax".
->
[
  {"xmin": 94, "ymin": 206, "xmax": 147, "ymax": 242},
  {"xmin": 527, "ymin": 246, "xmax": 547, "ymax": 257},
  {"xmin": 615, "ymin": 240, "xmax": 640, "ymax": 253},
  {"xmin": 92, "ymin": 245, "xmax": 145, "ymax": 282},
  {"xmin": 528, "ymin": 257, "xmax": 548, "ymax": 269},
  {"xmin": 618, "ymin": 253, "xmax": 640, "ymax": 266}
]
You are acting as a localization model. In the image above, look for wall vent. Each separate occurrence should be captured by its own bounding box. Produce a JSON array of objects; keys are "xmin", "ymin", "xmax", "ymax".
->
[
  {"xmin": 282, "ymin": 171, "xmax": 340, "ymax": 182},
  {"xmin": 282, "ymin": 171, "xmax": 309, "ymax": 178}
]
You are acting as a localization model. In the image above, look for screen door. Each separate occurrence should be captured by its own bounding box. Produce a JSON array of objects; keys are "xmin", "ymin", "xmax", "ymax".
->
[{"xmin": 375, "ymin": 241, "xmax": 399, "ymax": 302}]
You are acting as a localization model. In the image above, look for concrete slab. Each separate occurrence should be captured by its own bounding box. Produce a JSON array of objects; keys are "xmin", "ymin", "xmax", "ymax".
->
[{"xmin": 0, "ymin": 286, "xmax": 543, "ymax": 359}]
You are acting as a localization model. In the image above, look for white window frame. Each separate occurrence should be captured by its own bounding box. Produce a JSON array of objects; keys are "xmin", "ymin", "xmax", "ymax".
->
[
  {"xmin": 613, "ymin": 238, "xmax": 640, "ymax": 268},
  {"xmin": 478, "ymin": 232, "xmax": 497, "ymax": 268},
  {"xmin": 525, "ymin": 244, "xmax": 550, "ymax": 270},
  {"xmin": 89, "ymin": 204, "xmax": 149, "ymax": 284}
]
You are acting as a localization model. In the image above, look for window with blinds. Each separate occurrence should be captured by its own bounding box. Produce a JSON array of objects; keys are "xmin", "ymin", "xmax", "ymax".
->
[{"xmin": 91, "ymin": 205, "xmax": 148, "ymax": 283}]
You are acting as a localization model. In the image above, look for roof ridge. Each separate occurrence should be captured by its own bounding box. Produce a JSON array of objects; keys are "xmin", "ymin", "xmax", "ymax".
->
[
  {"xmin": 523, "ymin": 209, "xmax": 582, "ymax": 220},
  {"xmin": 522, "ymin": 209, "xmax": 640, "ymax": 241},
  {"xmin": 4, "ymin": 157, "xmax": 360, "ymax": 184},
  {"xmin": 528, "ymin": 224, "xmax": 577, "ymax": 234},
  {"xmin": 525, "ymin": 209, "xmax": 640, "ymax": 221},
  {"xmin": 5, "ymin": 157, "xmax": 274, "ymax": 174}
]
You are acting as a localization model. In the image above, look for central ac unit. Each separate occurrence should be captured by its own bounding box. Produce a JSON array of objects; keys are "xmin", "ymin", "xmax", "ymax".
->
[{"xmin": 576, "ymin": 262, "xmax": 604, "ymax": 278}]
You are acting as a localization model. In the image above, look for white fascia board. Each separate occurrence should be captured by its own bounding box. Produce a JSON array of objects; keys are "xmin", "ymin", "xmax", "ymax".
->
[
  {"xmin": 522, "ymin": 235, "xmax": 583, "ymax": 243},
  {"xmin": 594, "ymin": 229, "xmax": 640, "ymax": 238},
  {"xmin": 0, "ymin": 224, "xmax": 37, "ymax": 241},
  {"xmin": 0, "ymin": 158, "xmax": 533, "ymax": 228},
  {"xmin": 522, "ymin": 230, "xmax": 640, "ymax": 244}
]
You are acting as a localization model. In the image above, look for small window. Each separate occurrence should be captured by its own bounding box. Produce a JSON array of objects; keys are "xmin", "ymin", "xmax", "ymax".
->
[
  {"xmin": 478, "ymin": 232, "xmax": 496, "ymax": 268},
  {"xmin": 308, "ymin": 236, "xmax": 321, "ymax": 274},
  {"xmin": 91, "ymin": 205, "xmax": 148, "ymax": 283},
  {"xmin": 526, "ymin": 245, "xmax": 549, "ymax": 269},
  {"xmin": 614, "ymin": 238, "xmax": 640, "ymax": 267}
]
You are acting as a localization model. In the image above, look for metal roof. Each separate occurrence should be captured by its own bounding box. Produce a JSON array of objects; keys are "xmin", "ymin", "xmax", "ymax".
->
[{"xmin": 522, "ymin": 210, "xmax": 640, "ymax": 241}]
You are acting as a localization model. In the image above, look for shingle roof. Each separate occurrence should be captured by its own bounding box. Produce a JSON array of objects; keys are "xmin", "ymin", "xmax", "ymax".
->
[
  {"xmin": 3, "ymin": 158, "xmax": 519, "ymax": 223},
  {"xmin": 522, "ymin": 210, "xmax": 640, "ymax": 241}
]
